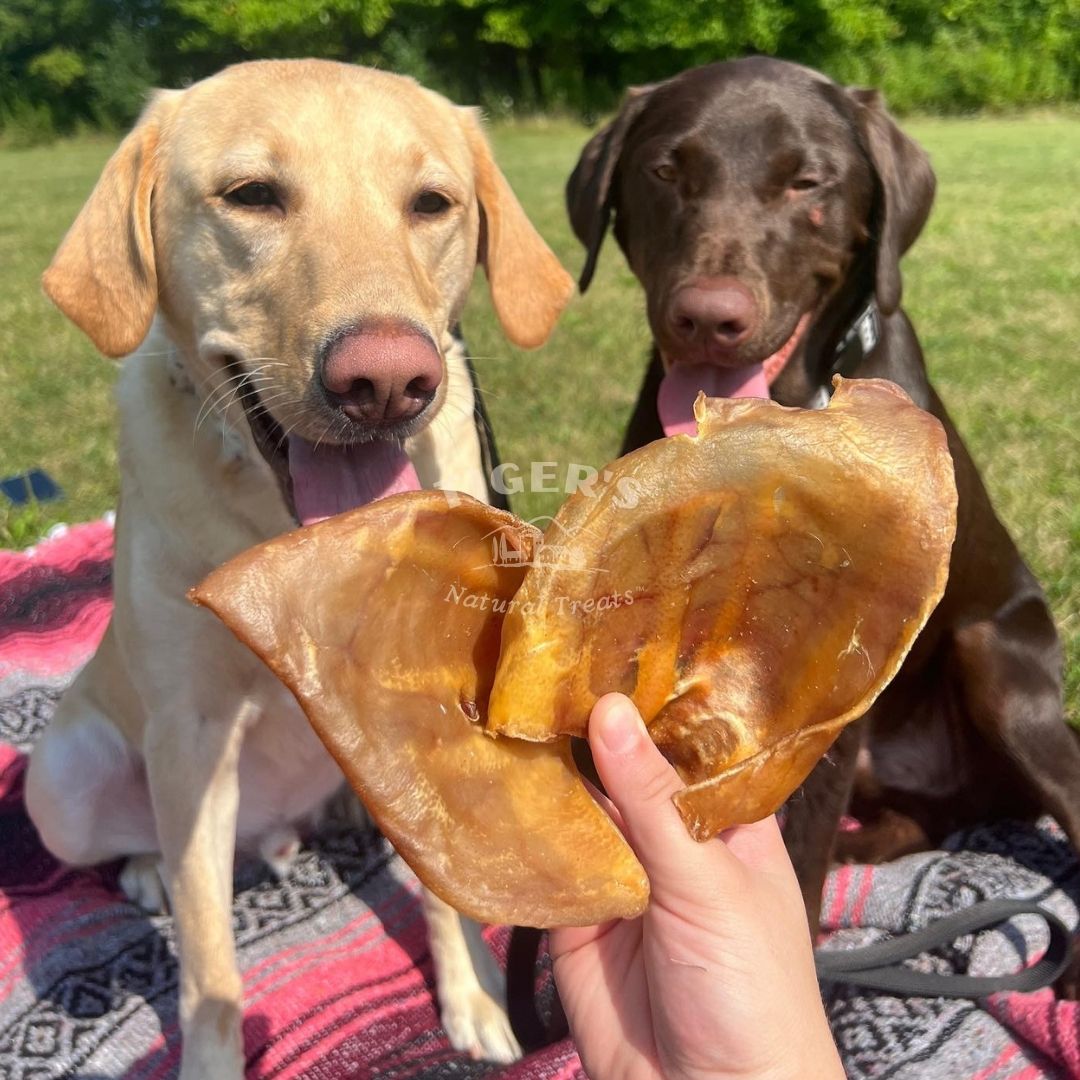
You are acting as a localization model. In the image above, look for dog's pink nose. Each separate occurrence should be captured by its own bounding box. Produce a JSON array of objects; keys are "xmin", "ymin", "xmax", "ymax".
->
[
  {"xmin": 669, "ymin": 278, "xmax": 758, "ymax": 349},
  {"xmin": 321, "ymin": 324, "xmax": 442, "ymax": 426}
]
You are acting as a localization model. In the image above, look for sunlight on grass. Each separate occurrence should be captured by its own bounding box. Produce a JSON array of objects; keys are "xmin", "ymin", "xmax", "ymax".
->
[
  {"xmin": 0, "ymin": 117, "xmax": 1076, "ymax": 715},
  {"xmin": 0, "ymin": 502, "xmax": 65, "ymax": 549}
]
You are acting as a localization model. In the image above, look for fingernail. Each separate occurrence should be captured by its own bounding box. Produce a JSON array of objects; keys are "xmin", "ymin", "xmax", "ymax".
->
[{"xmin": 598, "ymin": 698, "xmax": 645, "ymax": 754}]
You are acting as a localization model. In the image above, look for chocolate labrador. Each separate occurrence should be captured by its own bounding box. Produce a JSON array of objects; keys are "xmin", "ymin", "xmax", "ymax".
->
[{"xmin": 565, "ymin": 56, "xmax": 1080, "ymax": 957}]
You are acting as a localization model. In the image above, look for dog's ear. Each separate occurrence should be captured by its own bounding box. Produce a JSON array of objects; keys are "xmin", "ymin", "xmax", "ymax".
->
[
  {"xmin": 566, "ymin": 84, "xmax": 656, "ymax": 293},
  {"xmin": 42, "ymin": 91, "xmax": 178, "ymax": 358},
  {"xmin": 457, "ymin": 108, "xmax": 574, "ymax": 350},
  {"xmin": 848, "ymin": 87, "xmax": 935, "ymax": 316}
]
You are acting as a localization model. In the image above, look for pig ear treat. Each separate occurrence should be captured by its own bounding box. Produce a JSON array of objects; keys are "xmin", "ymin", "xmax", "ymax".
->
[
  {"xmin": 191, "ymin": 492, "xmax": 650, "ymax": 927},
  {"xmin": 192, "ymin": 377, "xmax": 956, "ymax": 925}
]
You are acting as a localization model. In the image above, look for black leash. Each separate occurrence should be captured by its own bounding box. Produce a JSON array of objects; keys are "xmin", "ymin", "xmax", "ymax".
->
[
  {"xmin": 508, "ymin": 899, "xmax": 1074, "ymax": 1050},
  {"xmin": 814, "ymin": 897, "xmax": 1073, "ymax": 997}
]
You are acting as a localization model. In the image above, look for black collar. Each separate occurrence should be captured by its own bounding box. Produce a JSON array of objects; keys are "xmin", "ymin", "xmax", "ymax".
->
[
  {"xmin": 806, "ymin": 298, "xmax": 880, "ymax": 409},
  {"xmin": 829, "ymin": 298, "xmax": 880, "ymax": 380},
  {"xmin": 802, "ymin": 298, "xmax": 880, "ymax": 410}
]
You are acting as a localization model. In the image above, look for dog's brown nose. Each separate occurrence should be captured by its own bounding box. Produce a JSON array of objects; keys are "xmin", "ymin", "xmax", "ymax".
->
[
  {"xmin": 669, "ymin": 278, "xmax": 758, "ymax": 349},
  {"xmin": 321, "ymin": 324, "xmax": 442, "ymax": 426}
]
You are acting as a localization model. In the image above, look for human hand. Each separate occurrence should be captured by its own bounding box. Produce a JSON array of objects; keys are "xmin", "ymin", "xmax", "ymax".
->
[{"xmin": 550, "ymin": 694, "xmax": 844, "ymax": 1080}]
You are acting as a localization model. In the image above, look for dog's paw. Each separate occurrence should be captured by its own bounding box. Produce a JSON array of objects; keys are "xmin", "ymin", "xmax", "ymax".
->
[
  {"xmin": 258, "ymin": 826, "xmax": 302, "ymax": 880},
  {"xmin": 441, "ymin": 988, "xmax": 523, "ymax": 1064},
  {"xmin": 119, "ymin": 854, "xmax": 169, "ymax": 914}
]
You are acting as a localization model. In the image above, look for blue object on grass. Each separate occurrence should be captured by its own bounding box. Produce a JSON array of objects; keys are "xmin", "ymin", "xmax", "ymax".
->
[{"xmin": 0, "ymin": 469, "xmax": 64, "ymax": 506}]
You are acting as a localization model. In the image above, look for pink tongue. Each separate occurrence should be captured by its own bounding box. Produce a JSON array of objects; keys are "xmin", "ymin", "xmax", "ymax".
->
[
  {"xmin": 288, "ymin": 437, "xmax": 421, "ymax": 526},
  {"xmin": 657, "ymin": 363, "xmax": 769, "ymax": 436}
]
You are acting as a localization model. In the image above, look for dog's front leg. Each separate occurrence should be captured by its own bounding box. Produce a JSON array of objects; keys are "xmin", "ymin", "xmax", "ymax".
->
[
  {"xmin": 146, "ymin": 705, "xmax": 249, "ymax": 1080},
  {"xmin": 422, "ymin": 889, "xmax": 522, "ymax": 1064}
]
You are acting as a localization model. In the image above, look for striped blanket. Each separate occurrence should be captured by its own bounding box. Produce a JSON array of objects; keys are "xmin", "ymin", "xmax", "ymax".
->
[{"xmin": 1, "ymin": 521, "xmax": 1078, "ymax": 1079}]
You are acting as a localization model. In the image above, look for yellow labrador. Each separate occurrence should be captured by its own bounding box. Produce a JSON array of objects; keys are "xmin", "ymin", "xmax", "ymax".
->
[{"xmin": 25, "ymin": 59, "xmax": 573, "ymax": 1077}]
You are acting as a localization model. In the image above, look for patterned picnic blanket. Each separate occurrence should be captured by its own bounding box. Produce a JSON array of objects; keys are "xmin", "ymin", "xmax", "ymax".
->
[{"xmin": 1, "ymin": 520, "xmax": 1078, "ymax": 1079}]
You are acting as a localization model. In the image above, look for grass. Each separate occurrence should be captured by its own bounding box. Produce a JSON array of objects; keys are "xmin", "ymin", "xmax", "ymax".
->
[
  {"xmin": 0, "ymin": 501, "xmax": 58, "ymax": 548},
  {"xmin": 0, "ymin": 135, "xmax": 119, "ymax": 534},
  {"xmin": 0, "ymin": 117, "xmax": 1077, "ymax": 717}
]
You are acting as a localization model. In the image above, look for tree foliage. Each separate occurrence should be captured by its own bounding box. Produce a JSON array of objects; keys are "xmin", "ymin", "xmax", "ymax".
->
[{"xmin": 2, "ymin": 0, "xmax": 1079, "ymax": 142}]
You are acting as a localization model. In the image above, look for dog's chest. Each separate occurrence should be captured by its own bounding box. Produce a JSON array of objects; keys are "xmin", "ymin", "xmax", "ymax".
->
[{"xmin": 235, "ymin": 677, "xmax": 345, "ymax": 843}]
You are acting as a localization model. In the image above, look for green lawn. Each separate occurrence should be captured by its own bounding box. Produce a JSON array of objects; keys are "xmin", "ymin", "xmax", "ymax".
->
[{"xmin": 0, "ymin": 117, "xmax": 1077, "ymax": 717}]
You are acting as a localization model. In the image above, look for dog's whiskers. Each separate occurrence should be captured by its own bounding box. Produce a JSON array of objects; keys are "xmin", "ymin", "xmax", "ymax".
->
[
  {"xmin": 273, "ymin": 412, "xmax": 311, "ymax": 456},
  {"xmin": 195, "ymin": 367, "xmax": 259, "ymax": 414},
  {"xmin": 219, "ymin": 384, "xmax": 306, "ymax": 446},
  {"xmin": 195, "ymin": 374, "xmax": 274, "ymax": 438},
  {"xmin": 328, "ymin": 414, "xmax": 352, "ymax": 449},
  {"xmin": 311, "ymin": 424, "xmax": 333, "ymax": 454},
  {"xmin": 462, "ymin": 363, "xmax": 504, "ymax": 402},
  {"xmin": 193, "ymin": 360, "xmax": 290, "ymax": 438},
  {"xmin": 427, "ymin": 401, "xmax": 475, "ymax": 441}
]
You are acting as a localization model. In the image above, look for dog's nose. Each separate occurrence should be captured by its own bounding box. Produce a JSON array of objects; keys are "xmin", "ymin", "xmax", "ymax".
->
[
  {"xmin": 321, "ymin": 324, "xmax": 442, "ymax": 426},
  {"xmin": 669, "ymin": 278, "xmax": 758, "ymax": 349}
]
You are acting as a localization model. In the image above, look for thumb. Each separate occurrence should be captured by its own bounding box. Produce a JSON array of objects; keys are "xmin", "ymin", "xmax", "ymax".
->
[{"xmin": 589, "ymin": 694, "xmax": 731, "ymax": 898}]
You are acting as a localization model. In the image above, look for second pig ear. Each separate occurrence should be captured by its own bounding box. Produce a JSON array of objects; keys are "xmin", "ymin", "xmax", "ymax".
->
[
  {"xmin": 565, "ymin": 84, "xmax": 657, "ymax": 293},
  {"xmin": 458, "ymin": 107, "xmax": 574, "ymax": 350},
  {"xmin": 42, "ymin": 90, "xmax": 180, "ymax": 357}
]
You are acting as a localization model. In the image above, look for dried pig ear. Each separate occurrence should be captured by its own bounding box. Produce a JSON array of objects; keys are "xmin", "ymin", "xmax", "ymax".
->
[
  {"xmin": 191, "ymin": 491, "xmax": 648, "ymax": 927},
  {"xmin": 487, "ymin": 377, "xmax": 957, "ymax": 839}
]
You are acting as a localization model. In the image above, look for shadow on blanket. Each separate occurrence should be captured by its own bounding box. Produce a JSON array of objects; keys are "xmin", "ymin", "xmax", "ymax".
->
[{"xmin": 1, "ymin": 521, "xmax": 1078, "ymax": 1080}]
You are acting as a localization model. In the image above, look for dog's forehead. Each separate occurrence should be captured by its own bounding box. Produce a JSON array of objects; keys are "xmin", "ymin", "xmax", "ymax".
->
[
  {"xmin": 166, "ymin": 60, "xmax": 471, "ymax": 185},
  {"xmin": 633, "ymin": 61, "xmax": 851, "ymax": 158}
]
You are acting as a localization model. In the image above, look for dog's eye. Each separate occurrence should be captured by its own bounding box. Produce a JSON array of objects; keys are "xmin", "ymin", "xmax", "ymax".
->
[
  {"xmin": 224, "ymin": 182, "xmax": 281, "ymax": 209},
  {"xmin": 412, "ymin": 190, "xmax": 452, "ymax": 216},
  {"xmin": 654, "ymin": 163, "xmax": 677, "ymax": 183},
  {"xmin": 789, "ymin": 176, "xmax": 822, "ymax": 192}
]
